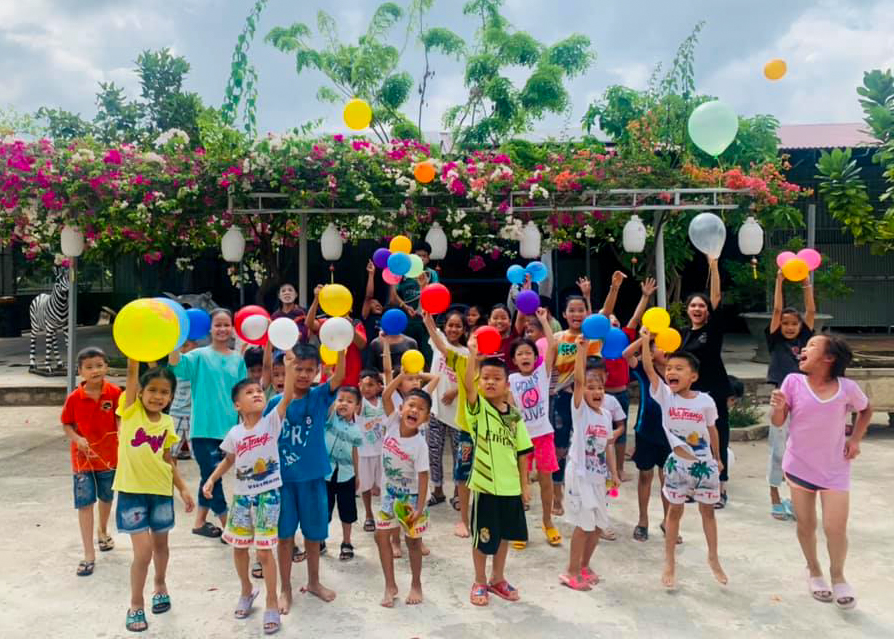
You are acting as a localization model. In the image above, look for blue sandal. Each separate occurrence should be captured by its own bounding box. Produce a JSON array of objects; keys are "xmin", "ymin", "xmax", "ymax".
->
[
  {"xmin": 771, "ymin": 504, "xmax": 788, "ymax": 520},
  {"xmin": 126, "ymin": 608, "xmax": 148, "ymax": 632},
  {"xmin": 151, "ymin": 593, "xmax": 171, "ymax": 614}
]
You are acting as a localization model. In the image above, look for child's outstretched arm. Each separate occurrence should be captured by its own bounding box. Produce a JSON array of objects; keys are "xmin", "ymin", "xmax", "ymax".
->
[
  {"xmin": 621, "ymin": 334, "xmax": 643, "ymax": 368},
  {"xmin": 640, "ymin": 328, "xmax": 660, "ymax": 392},
  {"xmin": 261, "ymin": 340, "xmax": 273, "ymax": 390},
  {"xmin": 306, "ymin": 284, "xmax": 323, "ymax": 335},
  {"xmin": 626, "ymin": 277, "xmax": 657, "ymax": 329},
  {"xmin": 382, "ymin": 333, "xmax": 394, "ymax": 386},
  {"xmin": 463, "ymin": 333, "xmax": 480, "ymax": 409},
  {"xmin": 709, "ymin": 257, "xmax": 722, "ymax": 309},
  {"xmin": 421, "ymin": 311, "xmax": 450, "ymax": 357},
  {"xmin": 382, "ymin": 371, "xmax": 404, "ymax": 417},
  {"xmin": 166, "ymin": 449, "xmax": 195, "ymax": 511},
  {"xmin": 598, "ymin": 271, "xmax": 625, "ymax": 316},
  {"xmin": 362, "ymin": 260, "xmax": 376, "ymax": 320},
  {"xmin": 572, "ymin": 334, "xmax": 587, "ymax": 410},
  {"xmin": 277, "ymin": 350, "xmax": 297, "ymax": 418},
  {"xmin": 512, "ymin": 274, "xmax": 533, "ymax": 335},
  {"xmin": 536, "ymin": 307, "xmax": 557, "ymax": 374},
  {"xmin": 123, "ymin": 358, "xmax": 139, "ymax": 409},
  {"xmin": 769, "ymin": 270, "xmax": 785, "ymax": 334},
  {"xmin": 202, "ymin": 452, "xmax": 234, "ymax": 502},
  {"xmin": 803, "ymin": 278, "xmax": 816, "ymax": 331},
  {"xmin": 421, "ymin": 373, "xmax": 441, "ymax": 396},
  {"xmin": 328, "ymin": 347, "xmax": 346, "ymax": 391}
]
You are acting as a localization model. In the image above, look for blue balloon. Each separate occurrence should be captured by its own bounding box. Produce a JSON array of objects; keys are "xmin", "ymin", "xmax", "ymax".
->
[
  {"xmin": 155, "ymin": 298, "xmax": 189, "ymax": 350},
  {"xmin": 506, "ymin": 264, "xmax": 526, "ymax": 285},
  {"xmin": 582, "ymin": 314, "xmax": 611, "ymax": 340},
  {"xmin": 185, "ymin": 307, "xmax": 211, "ymax": 341},
  {"xmin": 525, "ymin": 260, "xmax": 548, "ymax": 283},
  {"xmin": 602, "ymin": 327, "xmax": 630, "ymax": 359},
  {"xmin": 381, "ymin": 308, "xmax": 408, "ymax": 336},
  {"xmin": 387, "ymin": 252, "xmax": 412, "ymax": 277}
]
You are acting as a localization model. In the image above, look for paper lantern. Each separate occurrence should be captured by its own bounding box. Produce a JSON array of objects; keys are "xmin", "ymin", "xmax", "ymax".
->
[
  {"xmin": 425, "ymin": 222, "xmax": 447, "ymax": 260},
  {"xmin": 519, "ymin": 221, "xmax": 541, "ymax": 259},
  {"xmin": 622, "ymin": 214, "xmax": 646, "ymax": 254},
  {"xmin": 321, "ymin": 222, "xmax": 343, "ymax": 261},
  {"xmin": 221, "ymin": 226, "xmax": 245, "ymax": 263},
  {"xmin": 737, "ymin": 216, "xmax": 763, "ymax": 256},
  {"xmin": 60, "ymin": 225, "xmax": 84, "ymax": 257}
]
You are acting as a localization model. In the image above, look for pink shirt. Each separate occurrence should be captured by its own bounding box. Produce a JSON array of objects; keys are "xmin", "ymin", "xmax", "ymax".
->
[{"xmin": 780, "ymin": 374, "xmax": 868, "ymax": 490}]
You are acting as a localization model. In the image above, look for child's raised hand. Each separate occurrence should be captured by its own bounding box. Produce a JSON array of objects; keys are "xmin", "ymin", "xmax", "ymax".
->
[
  {"xmin": 575, "ymin": 334, "xmax": 587, "ymax": 348},
  {"xmin": 313, "ymin": 284, "xmax": 324, "ymax": 299},
  {"xmin": 641, "ymin": 277, "xmax": 657, "ymax": 297},
  {"xmin": 467, "ymin": 333, "xmax": 479, "ymax": 355},
  {"xmin": 283, "ymin": 349, "xmax": 296, "ymax": 367},
  {"xmin": 522, "ymin": 272, "xmax": 533, "ymax": 291},
  {"xmin": 535, "ymin": 307, "xmax": 548, "ymax": 322},
  {"xmin": 769, "ymin": 389, "xmax": 786, "ymax": 411},
  {"xmin": 576, "ymin": 276, "xmax": 591, "ymax": 296},
  {"xmin": 182, "ymin": 487, "xmax": 196, "ymax": 512},
  {"xmin": 367, "ymin": 259, "xmax": 376, "ymax": 273},
  {"xmin": 639, "ymin": 325, "xmax": 651, "ymax": 340},
  {"xmin": 611, "ymin": 271, "xmax": 627, "ymax": 288}
]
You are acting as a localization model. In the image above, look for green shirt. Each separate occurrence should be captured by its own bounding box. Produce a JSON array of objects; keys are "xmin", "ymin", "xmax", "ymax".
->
[
  {"xmin": 170, "ymin": 346, "xmax": 246, "ymax": 441},
  {"xmin": 447, "ymin": 350, "xmax": 469, "ymax": 432},
  {"xmin": 464, "ymin": 396, "xmax": 533, "ymax": 496},
  {"xmin": 396, "ymin": 268, "xmax": 439, "ymax": 311}
]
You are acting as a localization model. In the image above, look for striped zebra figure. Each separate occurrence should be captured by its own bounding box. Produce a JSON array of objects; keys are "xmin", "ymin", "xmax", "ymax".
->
[{"xmin": 29, "ymin": 266, "xmax": 69, "ymax": 372}]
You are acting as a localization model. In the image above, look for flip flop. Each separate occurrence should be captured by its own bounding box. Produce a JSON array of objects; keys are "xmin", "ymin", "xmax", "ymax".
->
[
  {"xmin": 580, "ymin": 567, "xmax": 600, "ymax": 585},
  {"xmin": 427, "ymin": 493, "xmax": 446, "ymax": 507},
  {"xmin": 252, "ymin": 562, "xmax": 264, "ymax": 579},
  {"xmin": 559, "ymin": 573, "xmax": 591, "ymax": 591},
  {"xmin": 192, "ymin": 522, "xmax": 222, "ymax": 538},
  {"xmin": 542, "ymin": 525, "xmax": 562, "ymax": 546},
  {"xmin": 806, "ymin": 572, "xmax": 833, "ymax": 603},
  {"xmin": 235, "ymin": 590, "xmax": 259, "ymax": 619},
  {"xmin": 263, "ymin": 609, "xmax": 281, "ymax": 634},
  {"xmin": 470, "ymin": 583, "xmax": 489, "ymax": 606},
  {"xmin": 487, "ymin": 580, "xmax": 520, "ymax": 602},
  {"xmin": 151, "ymin": 593, "xmax": 171, "ymax": 614},
  {"xmin": 339, "ymin": 543, "xmax": 354, "ymax": 561},
  {"xmin": 782, "ymin": 499, "xmax": 796, "ymax": 520},
  {"xmin": 833, "ymin": 582, "xmax": 857, "ymax": 610},
  {"xmin": 98, "ymin": 535, "xmax": 115, "ymax": 552},
  {"xmin": 125, "ymin": 608, "xmax": 147, "ymax": 633},
  {"xmin": 511, "ymin": 540, "xmax": 527, "ymax": 550},
  {"xmin": 450, "ymin": 496, "xmax": 461, "ymax": 511},
  {"xmin": 600, "ymin": 528, "xmax": 617, "ymax": 541},
  {"xmin": 76, "ymin": 560, "xmax": 95, "ymax": 577},
  {"xmin": 292, "ymin": 547, "xmax": 306, "ymax": 563},
  {"xmin": 660, "ymin": 522, "xmax": 683, "ymax": 545},
  {"xmin": 363, "ymin": 519, "xmax": 375, "ymax": 532},
  {"xmin": 771, "ymin": 504, "xmax": 789, "ymax": 521},
  {"xmin": 714, "ymin": 492, "xmax": 728, "ymax": 509},
  {"xmin": 633, "ymin": 525, "xmax": 648, "ymax": 542}
]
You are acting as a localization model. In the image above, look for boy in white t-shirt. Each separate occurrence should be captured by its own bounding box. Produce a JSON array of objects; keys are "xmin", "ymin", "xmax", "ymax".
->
[
  {"xmin": 203, "ymin": 350, "xmax": 296, "ymax": 635},
  {"xmin": 641, "ymin": 330, "xmax": 727, "ymax": 590},
  {"xmin": 357, "ymin": 369, "xmax": 385, "ymax": 532}
]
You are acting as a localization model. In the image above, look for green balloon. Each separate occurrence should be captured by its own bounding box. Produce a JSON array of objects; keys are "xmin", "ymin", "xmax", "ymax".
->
[{"xmin": 687, "ymin": 100, "xmax": 739, "ymax": 157}]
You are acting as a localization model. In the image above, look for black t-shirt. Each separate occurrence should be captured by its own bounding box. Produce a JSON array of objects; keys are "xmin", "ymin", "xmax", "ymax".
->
[
  {"xmin": 630, "ymin": 361, "xmax": 666, "ymax": 445},
  {"xmin": 681, "ymin": 306, "xmax": 731, "ymax": 401},
  {"xmin": 367, "ymin": 335, "xmax": 418, "ymax": 373},
  {"xmin": 766, "ymin": 324, "xmax": 813, "ymax": 386}
]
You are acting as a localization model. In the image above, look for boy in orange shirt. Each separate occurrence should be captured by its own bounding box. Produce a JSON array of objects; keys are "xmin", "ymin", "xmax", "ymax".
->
[{"xmin": 60, "ymin": 347, "xmax": 122, "ymax": 577}]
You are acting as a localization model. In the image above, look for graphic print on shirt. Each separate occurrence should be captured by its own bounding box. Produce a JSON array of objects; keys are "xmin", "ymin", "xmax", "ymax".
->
[
  {"xmin": 665, "ymin": 407, "xmax": 709, "ymax": 455},
  {"xmin": 362, "ymin": 413, "xmax": 385, "ymax": 447},
  {"xmin": 234, "ymin": 431, "xmax": 280, "ymax": 483},
  {"xmin": 382, "ymin": 435, "xmax": 414, "ymax": 493},
  {"xmin": 131, "ymin": 427, "xmax": 167, "ymax": 453},
  {"xmin": 583, "ymin": 422, "xmax": 610, "ymax": 476},
  {"xmin": 279, "ymin": 412, "xmax": 313, "ymax": 469}
]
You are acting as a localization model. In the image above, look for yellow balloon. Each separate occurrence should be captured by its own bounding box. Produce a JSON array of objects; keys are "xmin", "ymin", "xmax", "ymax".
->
[
  {"xmin": 401, "ymin": 349, "xmax": 425, "ymax": 375},
  {"xmin": 113, "ymin": 298, "xmax": 181, "ymax": 362},
  {"xmin": 389, "ymin": 235, "xmax": 412, "ymax": 254},
  {"xmin": 320, "ymin": 345, "xmax": 338, "ymax": 366},
  {"xmin": 642, "ymin": 307, "xmax": 671, "ymax": 334},
  {"xmin": 343, "ymin": 98, "xmax": 372, "ymax": 130},
  {"xmin": 319, "ymin": 284, "xmax": 353, "ymax": 317},
  {"xmin": 764, "ymin": 59, "xmax": 787, "ymax": 81},
  {"xmin": 781, "ymin": 257, "xmax": 809, "ymax": 282},
  {"xmin": 654, "ymin": 328, "xmax": 682, "ymax": 353}
]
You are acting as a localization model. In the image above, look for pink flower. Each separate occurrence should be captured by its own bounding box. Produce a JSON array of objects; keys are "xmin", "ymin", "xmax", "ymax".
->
[
  {"xmin": 333, "ymin": 134, "xmax": 344, "ymax": 143},
  {"xmin": 468, "ymin": 255, "xmax": 486, "ymax": 271},
  {"xmin": 132, "ymin": 175, "xmax": 151, "ymax": 186},
  {"xmin": 449, "ymin": 179, "xmax": 466, "ymax": 196},
  {"xmin": 558, "ymin": 241, "xmax": 573, "ymax": 253},
  {"xmin": 492, "ymin": 154, "xmax": 511, "ymax": 165},
  {"xmin": 142, "ymin": 251, "xmax": 163, "ymax": 265},
  {"xmin": 103, "ymin": 149, "xmax": 122, "ymax": 165},
  {"xmin": 489, "ymin": 247, "xmax": 502, "ymax": 261}
]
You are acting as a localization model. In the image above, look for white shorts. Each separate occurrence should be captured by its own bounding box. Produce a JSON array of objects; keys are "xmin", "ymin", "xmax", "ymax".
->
[
  {"xmin": 357, "ymin": 455, "xmax": 382, "ymax": 493},
  {"xmin": 564, "ymin": 470, "xmax": 609, "ymax": 532},
  {"xmin": 662, "ymin": 453, "xmax": 720, "ymax": 505}
]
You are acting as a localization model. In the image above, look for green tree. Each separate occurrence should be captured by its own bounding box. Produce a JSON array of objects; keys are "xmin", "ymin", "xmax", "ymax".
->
[
  {"xmin": 416, "ymin": 26, "xmax": 465, "ymax": 138},
  {"xmin": 221, "ymin": 0, "xmax": 269, "ymax": 138},
  {"xmin": 34, "ymin": 107, "xmax": 95, "ymax": 141},
  {"xmin": 136, "ymin": 49, "xmax": 204, "ymax": 143},
  {"xmin": 93, "ymin": 82, "xmax": 144, "ymax": 144}
]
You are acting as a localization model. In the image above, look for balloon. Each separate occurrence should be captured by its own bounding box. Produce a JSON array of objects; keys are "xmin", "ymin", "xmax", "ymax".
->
[
  {"xmin": 382, "ymin": 268, "xmax": 402, "ymax": 285},
  {"xmin": 234, "ymin": 305, "xmax": 268, "ymax": 335},
  {"xmin": 687, "ymin": 100, "xmax": 739, "ymax": 157},
  {"xmin": 401, "ymin": 349, "xmax": 425, "ymax": 375},
  {"xmin": 582, "ymin": 314, "xmax": 611, "ymax": 340},
  {"xmin": 319, "ymin": 317, "xmax": 354, "ymax": 351},
  {"xmin": 389, "ymin": 235, "xmax": 412, "ymax": 254},
  {"xmin": 320, "ymin": 344, "xmax": 338, "ymax": 366},
  {"xmin": 241, "ymin": 314, "xmax": 269, "ymax": 341},
  {"xmin": 420, "ymin": 283, "xmax": 451, "ymax": 314},
  {"xmin": 506, "ymin": 264, "xmax": 526, "ymax": 285},
  {"xmin": 343, "ymin": 98, "xmax": 372, "ymax": 130},
  {"xmin": 381, "ymin": 308, "xmax": 408, "ymax": 335},
  {"xmin": 525, "ymin": 260, "xmax": 548, "ymax": 283},
  {"xmin": 234, "ymin": 305, "xmax": 270, "ymax": 345},
  {"xmin": 373, "ymin": 248, "xmax": 391, "ymax": 269},
  {"xmin": 654, "ymin": 328, "xmax": 682, "ymax": 353},
  {"xmin": 406, "ymin": 254, "xmax": 424, "ymax": 279},
  {"xmin": 642, "ymin": 307, "xmax": 671, "ymax": 334},
  {"xmin": 414, "ymin": 162, "xmax": 436, "ymax": 184},
  {"xmin": 781, "ymin": 257, "xmax": 809, "ymax": 282},
  {"xmin": 155, "ymin": 298, "xmax": 189, "ymax": 350},
  {"xmin": 387, "ymin": 252, "xmax": 412, "ymax": 277},
  {"xmin": 113, "ymin": 298, "xmax": 181, "ymax": 362},
  {"xmin": 776, "ymin": 251, "xmax": 797, "ymax": 269},
  {"xmin": 764, "ymin": 59, "xmax": 787, "ymax": 81},
  {"xmin": 319, "ymin": 284, "xmax": 353, "ymax": 317},
  {"xmin": 535, "ymin": 337, "xmax": 548, "ymax": 360},
  {"xmin": 797, "ymin": 248, "xmax": 822, "ymax": 271},
  {"xmin": 516, "ymin": 290, "xmax": 540, "ymax": 315},
  {"xmin": 268, "ymin": 317, "xmax": 300, "ymax": 351},
  {"xmin": 474, "ymin": 326, "xmax": 502, "ymax": 355},
  {"xmin": 602, "ymin": 327, "xmax": 630, "ymax": 359},
  {"xmin": 688, "ymin": 212, "xmax": 727, "ymax": 259},
  {"xmin": 185, "ymin": 308, "xmax": 211, "ymax": 341}
]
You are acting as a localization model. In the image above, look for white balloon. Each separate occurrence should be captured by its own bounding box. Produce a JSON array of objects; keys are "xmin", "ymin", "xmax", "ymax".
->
[
  {"xmin": 319, "ymin": 317, "xmax": 353, "ymax": 351},
  {"xmin": 268, "ymin": 317, "xmax": 300, "ymax": 351},
  {"xmin": 688, "ymin": 212, "xmax": 727, "ymax": 259},
  {"xmin": 242, "ymin": 314, "xmax": 270, "ymax": 341}
]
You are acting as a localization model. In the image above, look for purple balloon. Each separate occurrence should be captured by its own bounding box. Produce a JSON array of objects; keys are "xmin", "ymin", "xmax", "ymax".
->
[
  {"xmin": 373, "ymin": 248, "xmax": 391, "ymax": 269},
  {"xmin": 516, "ymin": 290, "xmax": 540, "ymax": 315}
]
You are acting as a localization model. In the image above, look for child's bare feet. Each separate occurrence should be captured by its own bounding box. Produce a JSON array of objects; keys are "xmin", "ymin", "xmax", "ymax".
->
[
  {"xmin": 708, "ymin": 557, "xmax": 728, "ymax": 585},
  {"xmin": 454, "ymin": 521, "xmax": 470, "ymax": 538},
  {"xmin": 406, "ymin": 584, "xmax": 424, "ymax": 605},
  {"xmin": 391, "ymin": 540, "xmax": 403, "ymax": 558},
  {"xmin": 380, "ymin": 585, "xmax": 399, "ymax": 608},
  {"xmin": 662, "ymin": 563, "xmax": 676, "ymax": 589},
  {"xmin": 421, "ymin": 542, "xmax": 430, "ymax": 556},
  {"xmin": 278, "ymin": 588, "xmax": 293, "ymax": 614},
  {"xmin": 301, "ymin": 582, "xmax": 336, "ymax": 602}
]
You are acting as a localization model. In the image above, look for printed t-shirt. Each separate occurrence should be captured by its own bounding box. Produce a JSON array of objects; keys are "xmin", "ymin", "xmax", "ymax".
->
[
  {"xmin": 112, "ymin": 398, "xmax": 179, "ymax": 496},
  {"xmin": 220, "ymin": 410, "xmax": 284, "ymax": 496},
  {"xmin": 605, "ymin": 327, "xmax": 636, "ymax": 388},
  {"xmin": 264, "ymin": 383, "xmax": 336, "ymax": 483},
  {"xmin": 766, "ymin": 324, "xmax": 813, "ymax": 386},
  {"xmin": 380, "ymin": 412, "xmax": 430, "ymax": 494},
  {"xmin": 509, "ymin": 362, "xmax": 552, "ymax": 438},
  {"xmin": 464, "ymin": 397, "xmax": 533, "ymax": 496},
  {"xmin": 61, "ymin": 381, "xmax": 122, "ymax": 472},
  {"xmin": 681, "ymin": 308, "xmax": 731, "ymax": 401},
  {"xmin": 570, "ymin": 399, "xmax": 612, "ymax": 478},
  {"xmin": 357, "ymin": 397, "xmax": 386, "ymax": 457},
  {"xmin": 650, "ymin": 381, "xmax": 718, "ymax": 460},
  {"xmin": 446, "ymin": 350, "xmax": 470, "ymax": 432},
  {"xmin": 630, "ymin": 362, "xmax": 664, "ymax": 444},
  {"xmin": 170, "ymin": 346, "xmax": 246, "ymax": 440},
  {"xmin": 602, "ymin": 393, "xmax": 627, "ymax": 425},
  {"xmin": 430, "ymin": 338, "xmax": 468, "ymax": 429},
  {"xmin": 780, "ymin": 374, "xmax": 868, "ymax": 491},
  {"xmin": 325, "ymin": 415, "xmax": 363, "ymax": 481},
  {"xmin": 553, "ymin": 331, "xmax": 602, "ymax": 392},
  {"xmin": 318, "ymin": 318, "xmax": 366, "ymax": 386}
]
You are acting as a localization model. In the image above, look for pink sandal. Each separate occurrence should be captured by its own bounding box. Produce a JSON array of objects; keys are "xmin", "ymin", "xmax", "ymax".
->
[
  {"xmin": 559, "ymin": 573, "xmax": 592, "ymax": 591},
  {"xmin": 580, "ymin": 567, "xmax": 600, "ymax": 585},
  {"xmin": 470, "ymin": 583, "xmax": 489, "ymax": 606},
  {"xmin": 487, "ymin": 580, "xmax": 520, "ymax": 601}
]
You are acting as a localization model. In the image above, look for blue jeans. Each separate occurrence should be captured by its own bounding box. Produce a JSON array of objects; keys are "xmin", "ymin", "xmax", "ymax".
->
[
  {"xmin": 73, "ymin": 470, "xmax": 115, "ymax": 509},
  {"xmin": 191, "ymin": 438, "xmax": 227, "ymax": 516},
  {"xmin": 116, "ymin": 491, "xmax": 174, "ymax": 534}
]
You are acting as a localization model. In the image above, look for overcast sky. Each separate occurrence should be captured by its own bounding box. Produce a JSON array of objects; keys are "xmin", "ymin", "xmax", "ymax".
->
[{"xmin": 3, "ymin": 0, "xmax": 893, "ymax": 137}]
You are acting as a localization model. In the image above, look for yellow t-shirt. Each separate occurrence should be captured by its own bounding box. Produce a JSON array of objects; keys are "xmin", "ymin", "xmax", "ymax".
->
[
  {"xmin": 112, "ymin": 398, "xmax": 179, "ymax": 496},
  {"xmin": 447, "ymin": 350, "xmax": 470, "ymax": 432}
]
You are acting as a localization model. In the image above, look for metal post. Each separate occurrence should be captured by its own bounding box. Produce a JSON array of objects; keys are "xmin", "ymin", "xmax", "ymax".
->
[
  {"xmin": 655, "ymin": 197, "xmax": 673, "ymax": 310},
  {"xmin": 299, "ymin": 212, "xmax": 308, "ymax": 309},
  {"xmin": 66, "ymin": 257, "xmax": 78, "ymax": 394}
]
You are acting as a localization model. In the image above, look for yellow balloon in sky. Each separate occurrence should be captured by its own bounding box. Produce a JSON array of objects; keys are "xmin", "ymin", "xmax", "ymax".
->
[
  {"xmin": 343, "ymin": 98, "xmax": 372, "ymax": 130},
  {"xmin": 764, "ymin": 59, "xmax": 787, "ymax": 81}
]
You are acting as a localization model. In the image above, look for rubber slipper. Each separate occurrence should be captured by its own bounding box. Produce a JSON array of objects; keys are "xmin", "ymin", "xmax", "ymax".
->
[
  {"xmin": 76, "ymin": 560, "xmax": 95, "ymax": 577},
  {"xmin": 832, "ymin": 582, "xmax": 857, "ymax": 610},
  {"xmin": 511, "ymin": 540, "xmax": 527, "ymax": 550},
  {"xmin": 714, "ymin": 492, "xmax": 728, "ymax": 509},
  {"xmin": 427, "ymin": 493, "xmax": 446, "ymax": 507},
  {"xmin": 807, "ymin": 572, "xmax": 833, "ymax": 603},
  {"xmin": 782, "ymin": 499, "xmax": 796, "ymax": 520},
  {"xmin": 659, "ymin": 522, "xmax": 683, "ymax": 545},
  {"xmin": 450, "ymin": 496, "xmax": 460, "ymax": 511},
  {"xmin": 487, "ymin": 580, "xmax": 520, "ymax": 601},
  {"xmin": 771, "ymin": 504, "xmax": 788, "ymax": 521},
  {"xmin": 339, "ymin": 543, "xmax": 354, "ymax": 561},
  {"xmin": 234, "ymin": 590, "xmax": 259, "ymax": 619},
  {"xmin": 542, "ymin": 525, "xmax": 562, "ymax": 546},
  {"xmin": 470, "ymin": 583, "xmax": 489, "ymax": 606},
  {"xmin": 252, "ymin": 562, "xmax": 264, "ymax": 579},
  {"xmin": 292, "ymin": 547, "xmax": 306, "ymax": 563},
  {"xmin": 192, "ymin": 522, "xmax": 222, "ymax": 538},
  {"xmin": 363, "ymin": 519, "xmax": 375, "ymax": 532},
  {"xmin": 263, "ymin": 608, "xmax": 281, "ymax": 634},
  {"xmin": 580, "ymin": 567, "xmax": 600, "ymax": 585},
  {"xmin": 319, "ymin": 541, "xmax": 327, "ymax": 556},
  {"xmin": 559, "ymin": 573, "xmax": 591, "ymax": 591},
  {"xmin": 98, "ymin": 535, "xmax": 115, "ymax": 552},
  {"xmin": 151, "ymin": 593, "xmax": 171, "ymax": 614},
  {"xmin": 633, "ymin": 525, "xmax": 648, "ymax": 542},
  {"xmin": 126, "ymin": 608, "xmax": 147, "ymax": 632}
]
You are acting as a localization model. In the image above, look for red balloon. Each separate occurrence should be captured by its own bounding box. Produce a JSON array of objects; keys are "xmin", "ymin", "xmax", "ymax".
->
[
  {"xmin": 474, "ymin": 326, "xmax": 502, "ymax": 355},
  {"xmin": 234, "ymin": 305, "xmax": 270, "ymax": 345},
  {"xmin": 420, "ymin": 283, "xmax": 451, "ymax": 314}
]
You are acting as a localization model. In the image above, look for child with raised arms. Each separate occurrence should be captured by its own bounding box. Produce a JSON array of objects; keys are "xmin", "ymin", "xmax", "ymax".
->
[
  {"xmin": 323, "ymin": 386, "xmax": 364, "ymax": 560},
  {"xmin": 357, "ymin": 369, "xmax": 386, "ymax": 533}
]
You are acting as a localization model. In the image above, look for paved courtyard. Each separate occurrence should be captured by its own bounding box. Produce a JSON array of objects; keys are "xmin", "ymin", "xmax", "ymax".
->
[{"xmin": 1, "ymin": 407, "xmax": 892, "ymax": 639}]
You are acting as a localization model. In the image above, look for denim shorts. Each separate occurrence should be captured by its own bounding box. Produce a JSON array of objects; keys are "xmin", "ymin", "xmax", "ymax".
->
[
  {"xmin": 73, "ymin": 470, "xmax": 115, "ymax": 509},
  {"xmin": 116, "ymin": 491, "xmax": 175, "ymax": 534}
]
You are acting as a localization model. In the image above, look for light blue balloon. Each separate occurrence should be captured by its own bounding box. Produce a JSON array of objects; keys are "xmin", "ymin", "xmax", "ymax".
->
[
  {"xmin": 687, "ymin": 100, "xmax": 739, "ymax": 157},
  {"xmin": 602, "ymin": 327, "xmax": 630, "ymax": 359},
  {"xmin": 387, "ymin": 252, "xmax": 412, "ymax": 277},
  {"xmin": 155, "ymin": 298, "xmax": 189, "ymax": 350},
  {"xmin": 506, "ymin": 264, "xmax": 526, "ymax": 285},
  {"xmin": 525, "ymin": 261, "xmax": 548, "ymax": 284},
  {"xmin": 582, "ymin": 314, "xmax": 610, "ymax": 340}
]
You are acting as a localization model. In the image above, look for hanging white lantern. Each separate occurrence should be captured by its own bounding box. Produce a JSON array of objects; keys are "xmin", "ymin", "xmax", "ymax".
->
[
  {"xmin": 221, "ymin": 226, "xmax": 245, "ymax": 263},
  {"xmin": 425, "ymin": 222, "xmax": 448, "ymax": 260},
  {"xmin": 321, "ymin": 222, "xmax": 343, "ymax": 261},
  {"xmin": 622, "ymin": 214, "xmax": 647, "ymax": 254},
  {"xmin": 60, "ymin": 225, "xmax": 84, "ymax": 257},
  {"xmin": 519, "ymin": 221, "xmax": 541, "ymax": 259},
  {"xmin": 737, "ymin": 215, "xmax": 764, "ymax": 279}
]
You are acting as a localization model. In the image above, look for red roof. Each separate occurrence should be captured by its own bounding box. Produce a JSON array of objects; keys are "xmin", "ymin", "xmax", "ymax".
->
[{"xmin": 777, "ymin": 123, "xmax": 877, "ymax": 150}]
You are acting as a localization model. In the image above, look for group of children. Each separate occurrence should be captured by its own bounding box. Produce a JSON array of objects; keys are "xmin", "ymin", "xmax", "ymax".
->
[{"xmin": 61, "ymin": 249, "xmax": 875, "ymax": 633}]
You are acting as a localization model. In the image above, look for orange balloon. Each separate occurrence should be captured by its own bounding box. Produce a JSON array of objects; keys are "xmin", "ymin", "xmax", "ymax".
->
[
  {"xmin": 781, "ymin": 257, "xmax": 809, "ymax": 282},
  {"xmin": 414, "ymin": 161, "xmax": 436, "ymax": 184},
  {"xmin": 764, "ymin": 59, "xmax": 787, "ymax": 81}
]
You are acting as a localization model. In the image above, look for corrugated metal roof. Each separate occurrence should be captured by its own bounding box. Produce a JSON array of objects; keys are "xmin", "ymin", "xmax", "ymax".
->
[{"xmin": 777, "ymin": 123, "xmax": 878, "ymax": 150}]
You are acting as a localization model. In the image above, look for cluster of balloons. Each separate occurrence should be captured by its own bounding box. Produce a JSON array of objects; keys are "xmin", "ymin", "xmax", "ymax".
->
[
  {"xmin": 580, "ymin": 314, "xmax": 629, "ymax": 359},
  {"xmin": 688, "ymin": 212, "xmax": 727, "ymax": 259},
  {"xmin": 641, "ymin": 307, "xmax": 683, "ymax": 353},
  {"xmin": 777, "ymin": 248, "xmax": 821, "ymax": 282},
  {"xmin": 687, "ymin": 100, "xmax": 739, "ymax": 157},
  {"xmin": 372, "ymin": 235, "xmax": 421, "ymax": 285},
  {"xmin": 507, "ymin": 261, "xmax": 549, "ymax": 315},
  {"xmin": 113, "ymin": 299, "xmax": 212, "ymax": 362}
]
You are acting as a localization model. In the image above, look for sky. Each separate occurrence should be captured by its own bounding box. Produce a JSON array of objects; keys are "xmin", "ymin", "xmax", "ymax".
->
[{"xmin": 2, "ymin": 0, "xmax": 893, "ymax": 138}]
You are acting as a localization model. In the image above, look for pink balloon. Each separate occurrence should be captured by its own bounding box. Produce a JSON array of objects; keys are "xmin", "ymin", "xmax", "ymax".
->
[
  {"xmin": 797, "ymin": 248, "xmax": 822, "ymax": 271},
  {"xmin": 382, "ymin": 268, "xmax": 402, "ymax": 285},
  {"xmin": 535, "ymin": 337, "xmax": 548, "ymax": 368},
  {"xmin": 776, "ymin": 251, "xmax": 796, "ymax": 269}
]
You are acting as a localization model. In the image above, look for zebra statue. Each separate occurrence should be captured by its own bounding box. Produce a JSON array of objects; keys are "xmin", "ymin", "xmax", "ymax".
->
[{"xmin": 29, "ymin": 266, "xmax": 70, "ymax": 372}]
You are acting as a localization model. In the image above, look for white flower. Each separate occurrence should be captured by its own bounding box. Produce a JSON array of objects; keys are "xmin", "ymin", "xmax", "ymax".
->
[
  {"xmin": 141, "ymin": 151, "xmax": 165, "ymax": 164},
  {"xmin": 155, "ymin": 128, "xmax": 189, "ymax": 147}
]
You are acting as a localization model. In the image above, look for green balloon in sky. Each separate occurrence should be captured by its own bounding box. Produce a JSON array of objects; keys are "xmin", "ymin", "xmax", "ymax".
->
[{"xmin": 687, "ymin": 100, "xmax": 739, "ymax": 157}]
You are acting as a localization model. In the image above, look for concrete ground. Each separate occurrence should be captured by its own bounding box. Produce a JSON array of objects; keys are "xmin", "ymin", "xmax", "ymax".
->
[{"xmin": 1, "ymin": 408, "xmax": 893, "ymax": 639}]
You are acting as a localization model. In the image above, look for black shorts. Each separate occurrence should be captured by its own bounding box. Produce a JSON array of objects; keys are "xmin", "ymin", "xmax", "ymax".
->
[
  {"xmin": 632, "ymin": 434, "xmax": 671, "ymax": 471},
  {"xmin": 470, "ymin": 492, "xmax": 527, "ymax": 555},
  {"xmin": 327, "ymin": 467, "xmax": 358, "ymax": 525}
]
